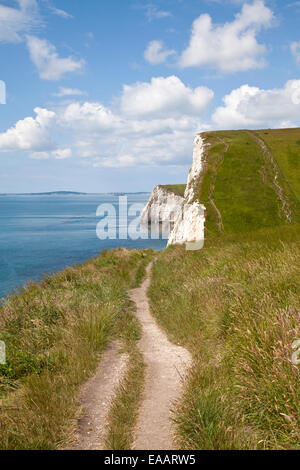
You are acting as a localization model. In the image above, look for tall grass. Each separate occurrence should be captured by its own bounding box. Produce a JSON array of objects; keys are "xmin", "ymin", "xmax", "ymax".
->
[
  {"xmin": 0, "ymin": 248, "xmax": 153, "ymax": 450},
  {"xmin": 148, "ymin": 225, "xmax": 300, "ymax": 449}
]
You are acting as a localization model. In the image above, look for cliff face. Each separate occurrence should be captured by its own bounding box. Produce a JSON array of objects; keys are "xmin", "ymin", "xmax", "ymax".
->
[
  {"xmin": 168, "ymin": 135, "xmax": 206, "ymax": 248},
  {"xmin": 141, "ymin": 134, "xmax": 207, "ymax": 248},
  {"xmin": 140, "ymin": 185, "xmax": 184, "ymax": 225}
]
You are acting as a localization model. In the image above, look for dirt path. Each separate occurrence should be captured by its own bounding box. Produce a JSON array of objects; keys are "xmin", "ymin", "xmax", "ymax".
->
[
  {"xmin": 72, "ymin": 342, "xmax": 129, "ymax": 450},
  {"xmin": 129, "ymin": 263, "xmax": 192, "ymax": 450}
]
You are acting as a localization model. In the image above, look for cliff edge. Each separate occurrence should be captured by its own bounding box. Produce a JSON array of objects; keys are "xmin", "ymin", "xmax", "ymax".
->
[
  {"xmin": 168, "ymin": 135, "xmax": 206, "ymax": 248},
  {"xmin": 141, "ymin": 134, "xmax": 207, "ymax": 248}
]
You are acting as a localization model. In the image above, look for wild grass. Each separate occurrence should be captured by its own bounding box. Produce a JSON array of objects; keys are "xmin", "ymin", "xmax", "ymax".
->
[
  {"xmin": 0, "ymin": 248, "xmax": 153, "ymax": 450},
  {"xmin": 148, "ymin": 225, "xmax": 300, "ymax": 449}
]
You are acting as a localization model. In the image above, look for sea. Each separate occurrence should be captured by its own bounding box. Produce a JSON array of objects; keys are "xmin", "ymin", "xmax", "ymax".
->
[{"xmin": 0, "ymin": 193, "xmax": 167, "ymax": 300}]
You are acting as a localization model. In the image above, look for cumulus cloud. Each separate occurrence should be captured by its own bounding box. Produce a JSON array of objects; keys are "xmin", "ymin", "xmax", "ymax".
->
[
  {"xmin": 179, "ymin": 0, "xmax": 274, "ymax": 72},
  {"xmin": 144, "ymin": 40, "xmax": 175, "ymax": 65},
  {"xmin": 121, "ymin": 76, "xmax": 214, "ymax": 118},
  {"xmin": 0, "ymin": 75, "xmax": 213, "ymax": 167},
  {"xmin": 0, "ymin": 107, "xmax": 56, "ymax": 152},
  {"xmin": 0, "ymin": 0, "xmax": 40, "ymax": 43},
  {"xmin": 26, "ymin": 35, "xmax": 84, "ymax": 80},
  {"xmin": 213, "ymin": 80, "xmax": 300, "ymax": 129},
  {"xmin": 291, "ymin": 41, "xmax": 300, "ymax": 65}
]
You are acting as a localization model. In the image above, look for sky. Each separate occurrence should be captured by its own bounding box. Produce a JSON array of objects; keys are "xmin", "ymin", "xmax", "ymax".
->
[{"xmin": 0, "ymin": 0, "xmax": 299, "ymax": 193}]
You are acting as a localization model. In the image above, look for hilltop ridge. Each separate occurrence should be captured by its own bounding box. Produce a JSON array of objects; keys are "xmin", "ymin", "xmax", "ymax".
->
[{"xmin": 142, "ymin": 128, "xmax": 300, "ymax": 246}]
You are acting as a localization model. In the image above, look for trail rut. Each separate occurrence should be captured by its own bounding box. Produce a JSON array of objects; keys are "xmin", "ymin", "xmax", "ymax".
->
[
  {"xmin": 248, "ymin": 131, "xmax": 293, "ymax": 223},
  {"xmin": 72, "ymin": 342, "xmax": 128, "ymax": 450},
  {"xmin": 129, "ymin": 263, "xmax": 192, "ymax": 450}
]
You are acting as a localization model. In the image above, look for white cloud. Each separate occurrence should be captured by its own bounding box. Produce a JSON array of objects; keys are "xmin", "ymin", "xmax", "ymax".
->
[
  {"xmin": 53, "ymin": 87, "xmax": 87, "ymax": 97},
  {"xmin": 30, "ymin": 151, "xmax": 52, "ymax": 159},
  {"xmin": 26, "ymin": 35, "xmax": 84, "ymax": 80},
  {"xmin": 213, "ymin": 80, "xmax": 300, "ymax": 129},
  {"xmin": 144, "ymin": 4, "xmax": 171, "ymax": 21},
  {"xmin": 291, "ymin": 41, "xmax": 300, "ymax": 65},
  {"xmin": 121, "ymin": 76, "xmax": 214, "ymax": 118},
  {"xmin": 0, "ymin": 107, "xmax": 56, "ymax": 152},
  {"xmin": 60, "ymin": 102, "xmax": 121, "ymax": 131},
  {"xmin": 30, "ymin": 147, "xmax": 72, "ymax": 160},
  {"xmin": 0, "ymin": 75, "xmax": 213, "ymax": 167},
  {"xmin": 49, "ymin": 6, "xmax": 73, "ymax": 19},
  {"xmin": 0, "ymin": 1, "xmax": 83, "ymax": 82},
  {"xmin": 53, "ymin": 148, "xmax": 72, "ymax": 159},
  {"xmin": 179, "ymin": 0, "xmax": 274, "ymax": 72},
  {"xmin": 144, "ymin": 40, "xmax": 175, "ymax": 64},
  {"xmin": 0, "ymin": 0, "xmax": 40, "ymax": 43}
]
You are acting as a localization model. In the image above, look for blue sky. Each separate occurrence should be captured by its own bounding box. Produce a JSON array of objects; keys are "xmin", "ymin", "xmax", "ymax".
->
[{"xmin": 0, "ymin": 0, "xmax": 299, "ymax": 193}]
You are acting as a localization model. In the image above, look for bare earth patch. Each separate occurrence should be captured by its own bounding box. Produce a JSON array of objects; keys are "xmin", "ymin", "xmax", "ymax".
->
[
  {"xmin": 72, "ymin": 342, "xmax": 129, "ymax": 450},
  {"xmin": 129, "ymin": 263, "xmax": 192, "ymax": 450}
]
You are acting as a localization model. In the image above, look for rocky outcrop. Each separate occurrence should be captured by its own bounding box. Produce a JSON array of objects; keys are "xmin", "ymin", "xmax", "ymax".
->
[
  {"xmin": 140, "ymin": 185, "xmax": 184, "ymax": 225},
  {"xmin": 141, "ymin": 133, "xmax": 207, "ymax": 249},
  {"xmin": 168, "ymin": 134, "xmax": 207, "ymax": 249}
]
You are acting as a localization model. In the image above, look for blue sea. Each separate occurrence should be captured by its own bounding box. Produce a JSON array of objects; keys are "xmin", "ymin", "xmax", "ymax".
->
[{"xmin": 0, "ymin": 194, "xmax": 166, "ymax": 300}]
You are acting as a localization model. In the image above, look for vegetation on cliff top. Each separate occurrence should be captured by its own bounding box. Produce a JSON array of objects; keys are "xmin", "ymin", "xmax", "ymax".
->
[
  {"xmin": 196, "ymin": 129, "xmax": 300, "ymax": 236},
  {"xmin": 159, "ymin": 184, "xmax": 186, "ymax": 198},
  {"xmin": 0, "ymin": 248, "xmax": 153, "ymax": 449}
]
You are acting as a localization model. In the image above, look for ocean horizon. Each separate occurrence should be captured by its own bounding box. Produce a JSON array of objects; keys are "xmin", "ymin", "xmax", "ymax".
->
[{"xmin": 0, "ymin": 193, "xmax": 166, "ymax": 300}]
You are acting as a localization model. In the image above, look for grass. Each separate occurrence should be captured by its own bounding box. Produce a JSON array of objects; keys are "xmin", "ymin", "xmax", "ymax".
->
[
  {"xmin": 148, "ymin": 130, "xmax": 300, "ymax": 449},
  {"xmin": 196, "ymin": 130, "xmax": 300, "ymax": 236},
  {"xmin": 148, "ymin": 225, "xmax": 300, "ymax": 449},
  {"xmin": 159, "ymin": 184, "xmax": 186, "ymax": 197},
  {"xmin": 0, "ymin": 248, "xmax": 153, "ymax": 450},
  {"xmin": 255, "ymin": 128, "xmax": 300, "ymax": 201},
  {"xmin": 104, "ymin": 342, "xmax": 144, "ymax": 449}
]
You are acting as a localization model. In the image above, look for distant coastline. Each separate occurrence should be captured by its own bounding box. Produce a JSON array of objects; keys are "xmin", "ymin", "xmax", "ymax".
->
[{"xmin": 0, "ymin": 191, "xmax": 150, "ymax": 196}]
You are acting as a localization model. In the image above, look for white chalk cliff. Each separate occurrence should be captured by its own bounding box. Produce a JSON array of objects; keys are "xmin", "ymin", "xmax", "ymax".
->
[
  {"xmin": 168, "ymin": 134, "xmax": 206, "ymax": 248},
  {"xmin": 141, "ymin": 134, "xmax": 207, "ymax": 249},
  {"xmin": 140, "ymin": 185, "xmax": 184, "ymax": 225}
]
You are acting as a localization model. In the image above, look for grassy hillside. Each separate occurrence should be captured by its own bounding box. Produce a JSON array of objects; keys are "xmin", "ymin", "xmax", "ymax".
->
[
  {"xmin": 149, "ymin": 129, "xmax": 300, "ymax": 449},
  {"xmin": 0, "ymin": 248, "xmax": 153, "ymax": 450},
  {"xmin": 255, "ymin": 128, "xmax": 300, "ymax": 200},
  {"xmin": 196, "ymin": 129, "xmax": 300, "ymax": 236}
]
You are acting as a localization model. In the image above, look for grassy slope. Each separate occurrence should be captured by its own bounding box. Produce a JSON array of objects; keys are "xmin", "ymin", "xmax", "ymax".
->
[
  {"xmin": 196, "ymin": 129, "xmax": 300, "ymax": 236},
  {"xmin": 159, "ymin": 184, "xmax": 186, "ymax": 197},
  {"xmin": 149, "ymin": 128, "xmax": 300, "ymax": 449},
  {"xmin": 0, "ymin": 248, "xmax": 153, "ymax": 450},
  {"xmin": 256, "ymin": 128, "xmax": 300, "ymax": 200},
  {"xmin": 149, "ymin": 226, "xmax": 300, "ymax": 449}
]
